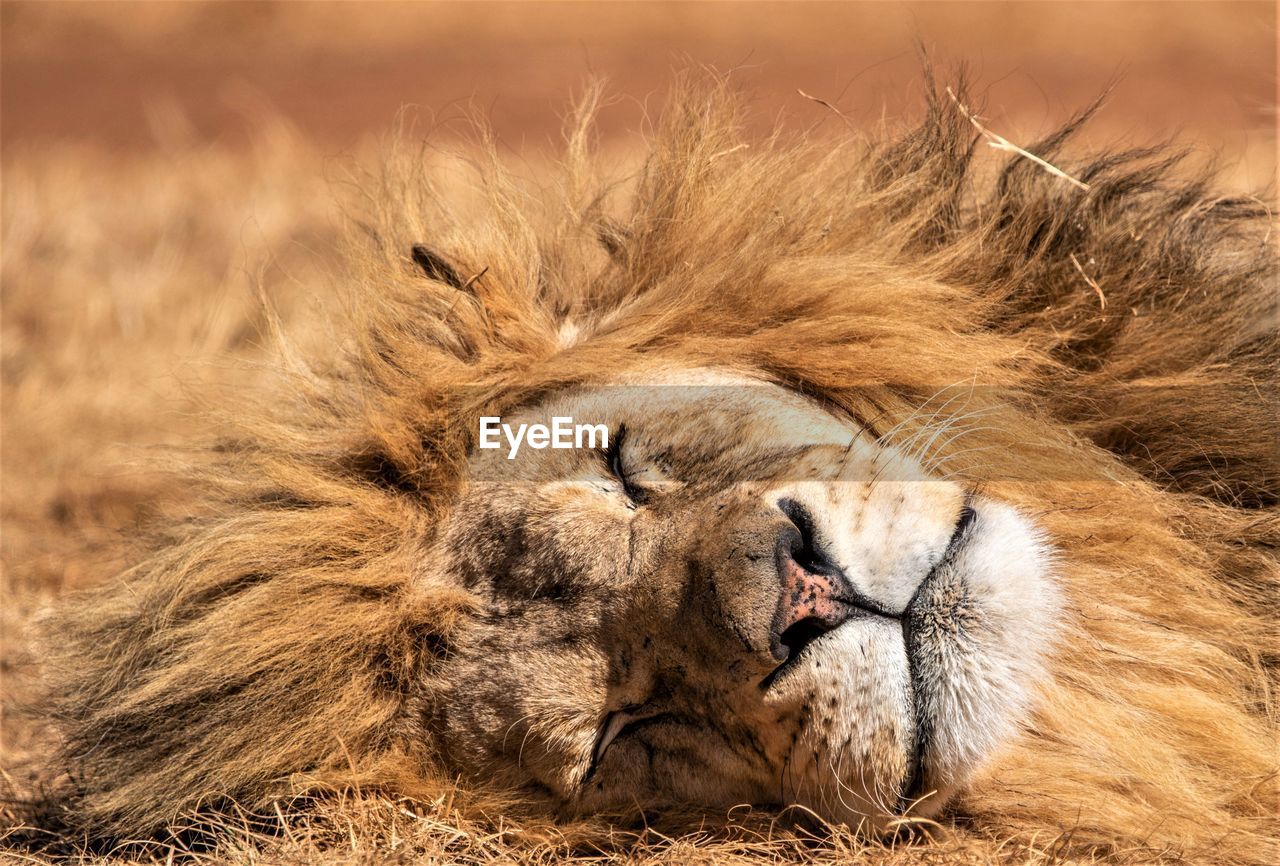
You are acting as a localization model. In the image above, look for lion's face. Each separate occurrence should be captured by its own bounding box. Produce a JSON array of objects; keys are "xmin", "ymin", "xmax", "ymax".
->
[{"xmin": 428, "ymin": 367, "xmax": 1058, "ymax": 828}]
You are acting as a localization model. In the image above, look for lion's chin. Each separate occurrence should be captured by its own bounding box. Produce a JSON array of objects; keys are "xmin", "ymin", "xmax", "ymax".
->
[{"xmin": 763, "ymin": 499, "xmax": 1059, "ymax": 828}]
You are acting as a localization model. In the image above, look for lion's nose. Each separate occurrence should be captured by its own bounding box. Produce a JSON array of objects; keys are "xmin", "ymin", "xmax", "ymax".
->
[{"xmin": 770, "ymin": 498, "xmax": 898, "ymax": 662}]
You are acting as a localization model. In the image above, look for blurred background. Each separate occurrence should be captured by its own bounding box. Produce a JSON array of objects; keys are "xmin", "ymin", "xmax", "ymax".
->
[
  {"xmin": 0, "ymin": 0, "xmax": 1276, "ymax": 837},
  {"xmin": 3, "ymin": 0, "xmax": 1276, "ymax": 181}
]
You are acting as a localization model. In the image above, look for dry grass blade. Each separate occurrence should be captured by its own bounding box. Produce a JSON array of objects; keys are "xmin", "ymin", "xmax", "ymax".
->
[
  {"xmin": 945, "ymin": 86, "xmax": 1091, "ymax": 191},
  {"xmin": 798, "ymin": 88, "xmax": 854, "ymax": 125},
  {"xmin": 1069, "ymin": 253, "xmax": 1108, "ymax": 310}
]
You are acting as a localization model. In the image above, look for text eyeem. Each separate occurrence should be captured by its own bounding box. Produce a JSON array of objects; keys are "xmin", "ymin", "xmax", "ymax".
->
[{"xmin": 479, "ymin": 416, "xmax": 608, "ymax": 459}]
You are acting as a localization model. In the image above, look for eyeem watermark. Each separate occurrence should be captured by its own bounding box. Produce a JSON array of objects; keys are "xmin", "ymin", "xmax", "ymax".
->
[{"xmin": 479, "ymin": 416, "xmax": 608, "ymax": 459}]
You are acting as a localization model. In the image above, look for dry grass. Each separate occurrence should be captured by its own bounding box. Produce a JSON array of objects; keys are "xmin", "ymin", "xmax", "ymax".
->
[
  {"xmin": 1, "ymin": 788, "xmax": 1203, "ymax": 866},
  {"xmin": 0, "ymin": 124, "xmax": 342, "ymax": 856}
]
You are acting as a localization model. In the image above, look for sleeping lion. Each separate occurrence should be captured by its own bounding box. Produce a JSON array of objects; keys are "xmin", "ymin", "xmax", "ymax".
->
[{"xmin": 29, "ymin": 78, "xmax": 1277, "ymax": 864}]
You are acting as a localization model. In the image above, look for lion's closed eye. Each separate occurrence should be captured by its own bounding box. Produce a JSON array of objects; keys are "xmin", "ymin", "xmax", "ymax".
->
[
  {"xmin": 604, "ymin": 424, "xmax": 651, "ymax": 505},
  {"xmin": 586, "ymin": 707, "xmax": 668, "ymax": 785},
  {"xmin": 586, "ymin": 712, "xmax": 630, "ymax": 781}
]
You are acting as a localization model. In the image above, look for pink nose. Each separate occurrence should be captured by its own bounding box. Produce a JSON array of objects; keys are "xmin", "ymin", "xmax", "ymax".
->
[
  {"xmin": 781, "ymin": 557, "xmax": 848, "ymax": 631},
  {"xmin": 769, "ymin": 550, "xmax": 859, "ymax": 662},
  {"xmin": 769, "ymin": 497, "xmax": 905, "ymax": 662}
]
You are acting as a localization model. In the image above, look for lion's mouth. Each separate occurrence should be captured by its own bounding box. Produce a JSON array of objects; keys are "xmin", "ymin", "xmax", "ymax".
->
[
  {"xmin": 756, "ymin": 501, "xmax": 981, "ymax": 814},
  {"xmin": 758, "ymin": 502, "xmax": 977, "ymax": 695},
  {"xmin": 757, "ymin": 614, "xmax": 857, "ymax": 691}
]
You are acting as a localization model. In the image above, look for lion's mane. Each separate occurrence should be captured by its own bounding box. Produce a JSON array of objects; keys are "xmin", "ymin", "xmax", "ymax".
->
[{"xmin": 35, "ymin": 77, "xmax": 1277, "ymax": 863}]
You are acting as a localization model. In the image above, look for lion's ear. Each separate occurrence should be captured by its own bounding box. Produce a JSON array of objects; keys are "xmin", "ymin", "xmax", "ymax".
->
[{"xmin": 410, "ymin": 244, "xmax": 464, "ymax": 290}]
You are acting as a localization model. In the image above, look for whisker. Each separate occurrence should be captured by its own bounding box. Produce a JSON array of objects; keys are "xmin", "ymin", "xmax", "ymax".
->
[
  {"xmin": 922, "ymin": 424, "xmax": 1004, "ymax": 473},
  {"xmin": 881, "ymin": 384, "xmax": 974, "ymax": 455}
]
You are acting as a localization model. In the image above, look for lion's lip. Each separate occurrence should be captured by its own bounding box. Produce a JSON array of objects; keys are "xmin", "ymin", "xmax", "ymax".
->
[
  {"xmin": 757, "ymin": 628, "xmax": 822, "ymax": 691},
  {"xmin": 759, "ymin": 502, "xmax": 978, "ymax": 696},
  {"xmin": 757, "ymin": 605, "xmax": 879, "ymax": 691}
]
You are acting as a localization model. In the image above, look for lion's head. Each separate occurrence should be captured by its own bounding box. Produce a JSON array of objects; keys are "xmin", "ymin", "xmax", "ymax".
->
[
  {"xmin": 433, "ymin": 368, "xmax": 1057, "ymax": 827},
  {"xmin": 31, "ymin": 78, "xmax": 1276, "ymax": 864}
]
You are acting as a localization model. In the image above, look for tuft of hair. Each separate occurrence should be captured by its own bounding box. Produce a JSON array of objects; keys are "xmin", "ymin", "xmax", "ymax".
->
[{"xmin": 32, "ymin": 72, "xmax": 1277, "ymax": 864}]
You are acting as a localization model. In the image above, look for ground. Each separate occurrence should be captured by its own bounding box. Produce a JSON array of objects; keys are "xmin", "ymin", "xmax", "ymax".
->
[{"xmin": 1, "ymin": 2, "xmax": 1275, "ymax": 864}]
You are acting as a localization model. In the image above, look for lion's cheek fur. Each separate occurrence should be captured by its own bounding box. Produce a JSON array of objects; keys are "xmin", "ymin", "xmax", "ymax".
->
[
  {"xmin": 431, "ymin": 611, "xmax": 614, "ymax": 800},
  {"xmin": 905, "ymin": 501, "xmax": 1059, "ymax": 805}
]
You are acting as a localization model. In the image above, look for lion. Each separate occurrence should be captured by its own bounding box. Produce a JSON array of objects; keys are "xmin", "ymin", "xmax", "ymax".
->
[{"xmin": 25, "ymin": 77, "xmax": 1277, "ymax": 864}]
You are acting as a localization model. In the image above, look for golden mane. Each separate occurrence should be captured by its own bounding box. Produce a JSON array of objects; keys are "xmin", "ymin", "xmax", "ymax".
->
[{"xmin": 30, "ymin": 75, "xmax": 1278, "ymax": 863}]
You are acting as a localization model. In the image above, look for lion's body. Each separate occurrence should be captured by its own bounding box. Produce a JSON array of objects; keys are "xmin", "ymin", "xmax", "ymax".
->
[{"xmin": 31, "ymin": 79, "xmax": 1278, "ymax": 864}]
